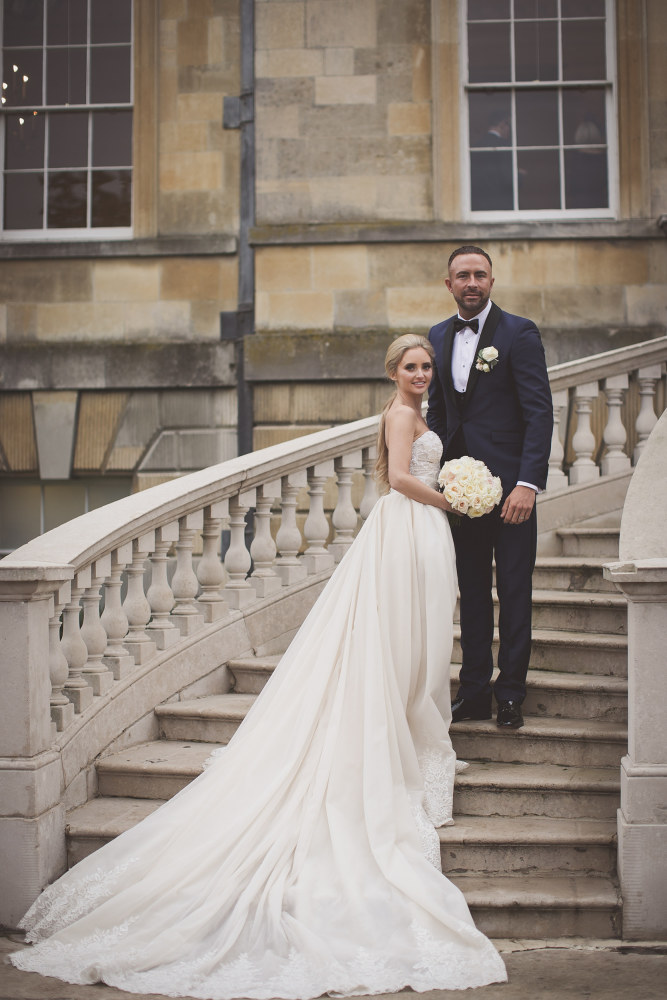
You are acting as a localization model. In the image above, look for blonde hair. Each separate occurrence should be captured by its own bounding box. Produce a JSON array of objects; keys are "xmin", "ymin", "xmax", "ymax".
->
[{"xmin": 374, "ymin": 334, "xmax": 435, "ymax": 493}]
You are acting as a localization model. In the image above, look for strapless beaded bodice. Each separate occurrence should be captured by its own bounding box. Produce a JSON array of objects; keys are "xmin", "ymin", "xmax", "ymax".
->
[{"xmin": 409, "ymin": 430, "xmax": 443, "ymax": 489}]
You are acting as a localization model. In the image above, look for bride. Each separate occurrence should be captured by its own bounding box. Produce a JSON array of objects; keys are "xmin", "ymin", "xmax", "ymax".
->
[{"xmin": 9, "ymin": 334, "xmax": 507, "ymax": 997}]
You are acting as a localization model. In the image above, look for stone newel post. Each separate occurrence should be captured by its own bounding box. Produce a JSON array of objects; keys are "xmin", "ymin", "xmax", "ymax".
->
[{"xmin": 605, "ymin": 407, "xmax": 667, "ymax": 940}]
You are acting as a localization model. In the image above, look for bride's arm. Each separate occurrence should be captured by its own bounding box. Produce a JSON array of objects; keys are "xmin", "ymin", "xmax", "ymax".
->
[{"xmin": 386, "ymin": 407, "xmax": 452, "ymax": 511}]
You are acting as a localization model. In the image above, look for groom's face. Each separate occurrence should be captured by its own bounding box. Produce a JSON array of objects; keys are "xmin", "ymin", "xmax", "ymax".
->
[{"xmin": 445, "ymin": 253, "xmax": 494, "ymax": 319}]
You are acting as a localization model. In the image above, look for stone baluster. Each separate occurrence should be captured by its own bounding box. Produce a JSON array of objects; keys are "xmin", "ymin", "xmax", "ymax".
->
[
  {"xmin": 568, "ymin": 382, "xmax": 601, "ymax": 485},
  {"xmin": 250, "ymin": 483, "xmax": 282, "ymax": 597},
  {"xmin": 197, "ymin": 501, "xmax": 230, "ymax": 621},
  {"xmin": 601, "ymin": 374, "xmax": 631, "ymax": 476},
  {"xmin": 61, "ymin": 567, "xmax": 94, "ymax": 714},
  {"xmin": 80, "ymin": 554, "xmax": 114, "ymax": 696},
  {"xmin": 360, "ymin": 445, "xmax": 379, "ymax": 519},
  {"xmin": 634, "ymin": 364, "xmax": 662, "ymax": 464},
  {"xmin": 147, "ymin": 522, "xmax": 181, "ymax": 647},
  {"xmin": 170, "ymin": 513, "xmax": 205, "ymax": 635},
  {"xmin": 224, "ymin": 490, "xmax": 257, "ymax": 608},
  {"xmin": 101, "ymin": 543, "xmax": 134, "ymax": 680},
  {"xmin": 275, "ymin": 472, "xmax": 308, "ymax": 585},
  {"xmin": 329, "ymin": 451, "xmax": 361, "ymax": 562},
  {"xmin": 49, "ymin": 583, "xmax": 74, "ymax": 732},
  {"xmin": 123, "ymin": 532, "xmax": 158, "ymax": 664},
  {"xmin": 546, "ymin": 389, "xmax": 568, "ymax": 491},
  {"xmin": 303, "ymin": 461, "xmax": 335, "ymax": 575}
]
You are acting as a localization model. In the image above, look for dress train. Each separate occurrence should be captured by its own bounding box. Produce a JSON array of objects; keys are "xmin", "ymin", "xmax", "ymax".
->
[{"xmin": 9, "ymin": 431, "xmax": 507, "ymax": 997}]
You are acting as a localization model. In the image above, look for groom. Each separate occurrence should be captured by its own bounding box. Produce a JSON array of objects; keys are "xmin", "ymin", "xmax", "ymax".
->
[{"xmin": 427, "ymin": 246, "xmax": 552, "ymax": 729}]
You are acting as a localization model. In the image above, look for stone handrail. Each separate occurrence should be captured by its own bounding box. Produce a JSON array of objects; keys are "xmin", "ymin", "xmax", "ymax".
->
[
  {"xmin": 1, "ymin": 336, "xmax": 666, "ymax": 744},
  {"xmin": 0, "ymin": 336, "xmax": 665, "ymax": 927}
]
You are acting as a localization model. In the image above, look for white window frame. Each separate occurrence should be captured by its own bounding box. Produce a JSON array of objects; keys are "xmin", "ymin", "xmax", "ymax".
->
[
  {"xmin": 0, "ymin": 0, "xmax": 133, "ymax": 241},
  {"xmin": 460, "ymin": 0, "xmax": 618, "ymax": 221}
]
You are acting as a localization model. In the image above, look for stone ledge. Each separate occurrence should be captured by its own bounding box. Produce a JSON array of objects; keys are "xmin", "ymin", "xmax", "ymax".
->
[
  {"xmin": 0, "ymin": 342, "xmax": 236, "ymax": 391},
  {"xmin": 0, "ymin": 234, "xmax": 238, "ymax": 261},
  {"xmin": 250, "ymin": 218, "xmax": 663, "ymax": 246}
]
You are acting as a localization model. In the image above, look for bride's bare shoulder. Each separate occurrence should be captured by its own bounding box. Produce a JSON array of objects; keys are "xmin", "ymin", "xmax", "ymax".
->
[{"xmin": 385, "ymin": 402, "xmax": 419, "ymax": 435}]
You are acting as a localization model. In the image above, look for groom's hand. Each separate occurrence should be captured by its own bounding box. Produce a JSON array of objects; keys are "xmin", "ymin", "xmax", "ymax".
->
[{"xmin": 501, "ymin": 485, "xmax": 536, "ymax": 525}]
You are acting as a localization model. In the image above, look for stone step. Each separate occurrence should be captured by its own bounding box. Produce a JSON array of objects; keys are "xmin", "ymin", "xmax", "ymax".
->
[
  {"xmin": 454, "ymin": 762, "xmax": 619, "ymax": 819},
  {"xmin": 156, "ymin": 694, "xmax": 256, "ymax": 743},
  {"xmin": 453, "ymin": 628, "xmax": 627, "ymax": 676},
  {"xmin": 66, "ymin": 796, "xmax": 164, "ymax": 867},
  {"xmin": 96, "ymin": 740, "xmax": 218, "ymax": 798},
  {"xmin": 230, "ymin": 659, "xmax": 627, "ymax": 721},
  {"xmin": 439, "ymin": 815, "xmax": 616, "ymax": 876},
  {"xmin": 517, "ymin": 668, "xmax": 627, "ymax": 722},
  {"xmin": 452, "ymin": 875, "xmax": 621, "ymax": 938},
  {"xmin": 229, "ymin": 655, "xmax": 281, "ymax": 694},
  {"xmin": 455, "ymin": 589, "xmax": 626, "ymax": 635},
  {"xmin": 450, "ymin": 716, "xmax": 626, "ymax": 768},
  {"xmin": 531, "ymin": 557, "xmax": 617, "ymax": 593},
  {"xmin": 557, "ymin": 527, "xmax": 620, "ymax": 558}
]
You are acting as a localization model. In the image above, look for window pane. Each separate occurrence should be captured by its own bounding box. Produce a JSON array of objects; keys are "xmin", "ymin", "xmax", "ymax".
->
[
  {"xmin": 469, "ymin": 91, "xmax": 512, "ymax": 147},
  {"xmin": 564, "ymin": 148, "xmax": 608, "ymax": 208},
  {"xmin": 90, "ymin": 45, "xmax": 131, "ymax": 103},
  {"xmin": 468, "ymin": 0, "xmax": 510, "ymax": 19},
  {"xmin": 48, "ymin": 111, "xmax": 88, "ymax": 167},
  {"xmin": 563, "ymin": 88, "xmax": 606, "ymax": 146},
  {"xmin": 562, "ymin": 0, "xmax": 605, "ymax": 16},
  {"xmin": 470, "ymin": 151, "xmax": 513, "ymax": 210},
  {"xmin": 5, "ymin": 112, "xmax": 45, "ymax": 168},
  {"xmin": 0, "ymin": 482, "xmax": 41, "ymax": 550},
  {"xmin": 3, "ymin": 49, "xmax": 43, "ymax": 107},
  {"xmin": 47, "ymin": 169, "xmax": 87, "ymax": 226},
  {"xmin": 516, "ymin": 90, "xmax": 558, "ymax": 146},
  {"xmin": 3, "ymin": 0, "xmax": 43, "ymax": 46},
  {"xmin": 88, "ymin": 479, "xmax": 132, "ymax": 510},
  {"xmin": 46, "ymin": 46, "xmax": 87, "ymax": 104},
  {"xmin": 518, "ymin": 149, "xmax": 560, "ymax": 209},
  {"xmin": 43, "ymin": 482, "xmax": 86, "ymax": 532},
  {"xmin": 91, "ymin": 169, "xmax": 131, "ymax": 226},
  {"xmin": 4, "ymin": 172, "xmax": 44, "ymax": 228},
  {"xmin": 467, "ymin": 22, "xmax": 511, "ymax": 83},
  {"xmin": 91, "ymin": 0, "xmax": 132, "ymax": 43},
  {"xmin": 562, "ymin": 19, "xmax": 606, "ymax": 80},
  {"xmin": 514, "ymin": 20, "xmax": 558, "ymax": 81},
  {"xmin": 93, "ymin": 110, "xmax": 132, "ymax": 166},
  {"xmin": 515, "ymin": 0, "xmax": 557, "ymax": 17},
  {"xmin": 47, "ymin": 0, "xmax": 88, "ymax": 45}
]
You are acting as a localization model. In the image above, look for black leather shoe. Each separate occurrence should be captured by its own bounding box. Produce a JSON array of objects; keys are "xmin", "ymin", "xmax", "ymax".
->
[
  {"xmin": 496, "ymin": 700, "xmax": 524, "ymax": 729},
  {"xmin": 451, "ymin": 692, "xmax": 492, "ymax": 723}
]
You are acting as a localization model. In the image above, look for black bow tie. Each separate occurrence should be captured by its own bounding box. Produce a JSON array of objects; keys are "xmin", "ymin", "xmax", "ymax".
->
[{"xmin": 453, "ymin": 317, "xmax": 479, "ymax": 334}]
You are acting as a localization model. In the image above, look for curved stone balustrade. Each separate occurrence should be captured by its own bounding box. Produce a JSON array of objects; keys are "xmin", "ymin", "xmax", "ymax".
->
[{"xmin": 0, "ymin": 337, "xmax": 666, "ymax": 928}]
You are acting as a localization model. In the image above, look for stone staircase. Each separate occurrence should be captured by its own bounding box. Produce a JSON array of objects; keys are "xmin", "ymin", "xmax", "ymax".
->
[{"xmin": 66, "ymin": 516, "xmax": 626, "ymax": 939}]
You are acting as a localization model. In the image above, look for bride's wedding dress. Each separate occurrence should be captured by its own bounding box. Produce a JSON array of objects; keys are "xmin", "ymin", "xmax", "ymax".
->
[{"xmin": 10, "ymin": 430, "xmax": 506, "ymax": 997}]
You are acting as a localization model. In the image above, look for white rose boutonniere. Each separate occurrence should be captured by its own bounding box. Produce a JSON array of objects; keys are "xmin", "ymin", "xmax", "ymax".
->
[{"xmin": 475, "ymin": 346, "xmax": 499, "ymax": 373}]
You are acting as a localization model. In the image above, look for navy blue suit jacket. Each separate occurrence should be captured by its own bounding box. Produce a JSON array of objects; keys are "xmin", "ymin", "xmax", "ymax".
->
[{"xmin": 427, "ymin": 303, "xmax": 552, "ymax": 492}]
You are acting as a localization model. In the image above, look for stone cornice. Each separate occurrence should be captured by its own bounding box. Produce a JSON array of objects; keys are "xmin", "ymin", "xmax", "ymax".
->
[
  {"xmin": 0, "ymin": 234, "xmax": 237, "ymax": 261},
  {"xmin": 0, "ymin": 342, "xmax": 236, "ymax": 391},
  {"xmin": 250, "ymin": 218, "xmax": 663, "ymax": 246}
]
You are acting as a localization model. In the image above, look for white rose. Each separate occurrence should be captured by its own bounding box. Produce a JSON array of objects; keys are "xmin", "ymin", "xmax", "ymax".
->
[{"xmin": 481, "ymin": 347, "xmax": 498, "ymax": 362}]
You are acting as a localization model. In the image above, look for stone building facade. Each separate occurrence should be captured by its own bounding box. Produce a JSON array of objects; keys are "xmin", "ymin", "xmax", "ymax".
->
[{"xmin": 1, "ymin": 0, "xmax": 665, "ymax": 552}]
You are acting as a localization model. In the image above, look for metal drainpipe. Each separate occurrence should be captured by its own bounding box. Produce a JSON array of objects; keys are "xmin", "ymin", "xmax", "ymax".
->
[{"xmin": 221, "ymin": 0, "xmax": 255, "ymax": 457}]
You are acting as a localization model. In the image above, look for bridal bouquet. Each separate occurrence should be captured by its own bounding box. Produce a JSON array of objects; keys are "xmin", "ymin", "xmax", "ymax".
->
[{"xmin": 438, "ymin": 456, "xmax": 502, "ymax": 519}]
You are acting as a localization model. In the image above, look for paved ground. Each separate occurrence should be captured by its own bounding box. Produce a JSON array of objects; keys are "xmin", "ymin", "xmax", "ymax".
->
[{"xmin": 2, "ymin": 936, "xmax": 666, "ymax": 1000}]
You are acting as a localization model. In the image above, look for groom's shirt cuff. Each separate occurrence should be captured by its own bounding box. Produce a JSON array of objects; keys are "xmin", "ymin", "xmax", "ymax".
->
[{"xmin": 517, "ymin": 480, "xmax": 542, "ymax": 493}]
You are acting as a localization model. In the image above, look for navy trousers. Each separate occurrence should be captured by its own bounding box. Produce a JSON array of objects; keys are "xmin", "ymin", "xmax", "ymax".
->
[{"xmin": 452, "ymin": 500, "xmax": 537, "ymax": 705}]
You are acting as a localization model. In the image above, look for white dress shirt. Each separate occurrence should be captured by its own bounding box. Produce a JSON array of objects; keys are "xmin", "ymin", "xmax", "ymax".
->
[
  {"xmin": 450, "ymin": 300, "xmax": 492, "ymax": 392},
  {"xmin": 450, "ymin": 299, "xmax": 538, "ymax": 494}
]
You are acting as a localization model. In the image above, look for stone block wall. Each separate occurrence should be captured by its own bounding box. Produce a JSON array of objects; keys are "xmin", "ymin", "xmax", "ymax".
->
[{"xmin": 255, "ymin": 0, "xmax": 433, "ymax": 223}]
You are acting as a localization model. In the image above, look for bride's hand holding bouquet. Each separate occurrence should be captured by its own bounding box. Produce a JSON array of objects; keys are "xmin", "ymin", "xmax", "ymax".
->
[{"xmin": 438, "ymin": 456, "xmax": 502, "ymax": 524}]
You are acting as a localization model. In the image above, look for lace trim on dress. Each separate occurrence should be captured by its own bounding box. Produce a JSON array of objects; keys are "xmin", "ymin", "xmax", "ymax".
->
[
  {"xmin": 18, "ymin": 858, "xmax": 140, "ymax": 943},
  {"xmin": 10, "ymin": 919, "xmax": 506, "ymax": 997}
]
